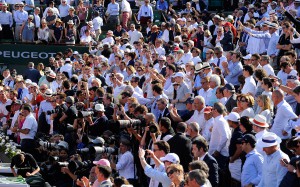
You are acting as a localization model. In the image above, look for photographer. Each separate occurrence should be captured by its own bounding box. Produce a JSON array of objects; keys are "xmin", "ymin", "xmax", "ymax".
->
[
  {"xmin": 59, "ymin": 96, "xmax": 77, "ymax": 126},
  {"xmin": 86, "ymin": 103, "xmax": 108, "ymax": 137},
  {"xmin": 110, "ymin": 138, "xmax": 136, "ymax": 186},
  {"xmin": 11, "ymin": 152, "xmax": 40, "ymax": 178},
  {"xmin": 38, "ymin": 89, "xmax": 54, "ymax": 134},
  {"xmin": 50, "ymin": 93, "xmax": 67, "ymax": 134}
]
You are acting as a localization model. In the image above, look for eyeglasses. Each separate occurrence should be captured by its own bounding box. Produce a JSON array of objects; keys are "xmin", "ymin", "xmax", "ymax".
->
[
  {"xmin": 40, "ymin": 88, "xmax": 46, "ymax": 90},
  {"xmin": 167, "ymin": 170, "xmax": 175, "ymax": 177},
  {"xmin": 240, "ymin": 99, "xmax": 248, "ymax": 102},
  {"xmin": 50, "ymin": 100, "xmax": 55, "ymax": 102},
  {"xmin": 206, "ymin": 53, "xmax": 212, "ymax": 55},
  {"xmin": 137, "ymin": 69, "xmax": 142, "ymax": 72}
]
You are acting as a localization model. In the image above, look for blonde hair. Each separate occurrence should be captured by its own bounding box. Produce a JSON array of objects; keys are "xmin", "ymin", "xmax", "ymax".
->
[{"xmin": 258, "ymin": 95, "xmax": 271, "ymax": 111}]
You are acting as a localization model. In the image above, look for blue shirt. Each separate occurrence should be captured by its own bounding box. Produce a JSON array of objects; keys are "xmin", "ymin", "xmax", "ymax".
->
[
  {"xmin": 144, "ymin": 164, "xmax": 171, "ymax": 187},
  {"xmin": 258, "ymin": 149, "xmax": 289, "ymax": 187},
  {"xmin": 241, "ymin": 149, "xmax": 263, "ymax": 186},
  {"xmin": 14, "ymin": 10, "xmax": 28, "ymax": 25},
  {"xmin": 225, "ymin": 61, "xmax": 243, "ymax": 86},
  {"xmin": 156, "ymin": 0, "xmax": 168, "ymax": 11}
]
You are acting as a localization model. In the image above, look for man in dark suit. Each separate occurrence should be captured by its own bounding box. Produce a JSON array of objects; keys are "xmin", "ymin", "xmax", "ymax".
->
[
  {"xmin": 192, "ymin": 138, "xmax": 219, "ymax": 187},
  {"xmin": 223, "ymin": 83, "xmax": 237, "ymax": 112},
  {"xmin": 209, "ymin": 15, "xmax": 221, "ymax": 36},
  {"xmin": 156, "ymin": 98, "xmax": 173, "ymax": 125},
  {"xmin": 168, "ymin": 122, "xmax": 193, "ymax": 172},
  {"xmin": 23, "ymin": 62, "xmax": 41, "ymax": 83},
  {"xmin": 78, "ymin": 165, "xmax": 113, "ymax": 187}
]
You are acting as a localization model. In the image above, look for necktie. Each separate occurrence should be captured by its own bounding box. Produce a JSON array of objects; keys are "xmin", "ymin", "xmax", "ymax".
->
[
  {"xmin": 217, "ymin": 58, "xmax": 220, "ymax": 67},
  {"xmin": 158, "ymin": 113, "xmax": 162, "ymax": 122}
]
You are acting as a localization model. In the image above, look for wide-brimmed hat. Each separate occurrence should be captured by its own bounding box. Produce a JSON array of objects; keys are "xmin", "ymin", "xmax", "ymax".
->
[
  {"xmin": 95, "ymin": 103, "xmax": 105, "ymax": 112},
  {"xmin": 67, "ymin": 20, "xmax": 74, "ymax": 25},
  {"xmin": 48, "ymin": 71, "xmax": 56, "ymax": 78},
  {"xmin": 87, "ymin": 21, "xmax": 93, "ymax": 27},
  {"xmin": 199, "ymin": 62, "xmax": 210, "ymax": 71},
  {"xmin": 56, "ymin": 19, "xmax": 62, "ymax": 23},
  {"xmin": 249, "ymin": 114, "xmax": 269, "ymax": 128},
  {"xmin": 195, "ymin": 63, "xmax": 203, "ymax": 73},
  {"xmin": 172, "ymin": 72, "xmax": 185, "ymax": 78},
  {"xmin": 257, "ymin": 132, "xmax": 281, "ymax": 148},
  {"xmin": 107, "ymin": 30, "xmax": 113, "ymax": 36},
  {"xmin": 44, "ymin": 89, "xmax": 53, "ymax": 97}
]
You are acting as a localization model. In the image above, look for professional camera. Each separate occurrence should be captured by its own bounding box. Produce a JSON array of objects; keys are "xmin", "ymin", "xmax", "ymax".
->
[
  {"xmin": 39, "ymin": 139, "xmax": 59, "ymax": 150},
  {"xmin": 117, "ymin": 119, "xmax": 143, "ymax": 129},
  {"xmin": 149, "ymin": 124, "xmax": 158, "ymax": 133},
  {"xmin": 77, "ymin": 147, "xmax": 90, "ymax": 154},
  {"xmin": 89, "ymin": 146, "xmax": 118, "ymax": 155},
  {"xmin": 78, "ymin": 111, "xmax": 94, "ymax": 118},
  {"xmin": 46, "ymin": 105, "xmax": 65, "ymax": 115}
]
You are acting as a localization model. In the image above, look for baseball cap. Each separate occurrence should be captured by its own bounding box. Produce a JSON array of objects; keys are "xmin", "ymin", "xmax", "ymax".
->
[
  {"xmin": 93, "ymin": 159, "xmax": 111, "ymax": 167},
  {"xmin": 224, "ymin": 112, "xmax": 240, "ymax": 122},
  {"xmin": 160, "ymin": 153, "xmax": 180, "ymax": 164},
  {"xmin": 172, "ymin": 72, "xmax": 185, "ymax": 78},
  {"xmin": 222, "ymin": 83, "xmax": 235, "ymax": 92},
  {"xmin": 237, "ymin": 134, "xmax": 256, "ymax": 145},
  {"xmin": 203, "ymin": 106, "xmax": 213, "ymax": 114},
  {"xmin": 185, "ymin": 98, "xmax": 194, "ymax": 104}
]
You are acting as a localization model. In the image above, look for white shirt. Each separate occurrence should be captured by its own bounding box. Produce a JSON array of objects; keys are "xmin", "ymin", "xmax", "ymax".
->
[
  {"xmin": 155, "ymin": 46, "xmax": 166, "ymax": 56},
  {"xmin": 262, "ymin": 64, "xmax": 275, "ymax": 76},
  {"xmin": 80, "ymin": 35, "xmax": 93, "ymax": 44},
  {"xmin": 255, "ymin": 129, "xmax": 268, "ymax": 157},
  {"xmin": 191, "ymin": 56, "xmax": 202, "ymax": 64},
  {"xmin": 209, "ymin": 115, "xmax": 231, "ymax": 156},
  {"xmin": 198, "ymin": 88, "xmax": 213, "ymax": 103},
  {"xmin": 129, "ymin": 30, "xmax": 143, "ymax": 45},
  {"xmin": 241, "ymin": 107, "xmax": 255, "ymax": 118},
  {"xmin": 60, "ymin": 63, "xmax": 73, "ymax": 78},
  {"xmin": 43, "ymin": 7, "xmax": 59, "ymax": 18},
  {"xmin": 241, "ymin": 76, "xmax": 256, "ymax": 96},
  {"xmin": 116, "ymin": 151, "xmax": 135, "ymax": 179},
  {"xmin": 161, "ymin": 29, "xmax": 169, "ymax": 43},
  {"xmin": 92, "ymin": 16, "xmax": 103, "ymax": 30},
  {"xmin": 102, "ymin": 36, "xmax": 115, "ymax": 46},
  {"xmin": 186, "ymin": 108, "xmax": 205, "ymax": 133},
  {"xmin": 202, "ymin": 117, "xmax": 214, "ymax": 143},
  {"xmin": 134, "ymin": 86, "xmax": 143, "ymax": 95},
  {"xmin": 121, "ymin": 0, "xmax": 131, "ymax": 12},
  {"xmin": 271, "ymin": 100, "xmax": 297, "ymax": 139},
  {"xmin": 33, "ymin": 13, "xmax": 40, "ymax": 28},
  {"xmin": 0, "ymin": 99, "xmax": 12, "ymax": 116},
  {"xmin": 20, "ymin": 113, "xmax": 38, "ymax": 140},
  {"xmin": 113, "ymin": 84, "xmax": 126, "ymax": 103},
  {"xmin": 212, "ymin": 56, "xmax": 227, "ymax": 73},
  {"xmin": 178, "ymin": 52, "xmax": 193, "ymax": 65},
  {"xmin": 38, "ymin": 100, "xmax": 53, "ymax": 125}
]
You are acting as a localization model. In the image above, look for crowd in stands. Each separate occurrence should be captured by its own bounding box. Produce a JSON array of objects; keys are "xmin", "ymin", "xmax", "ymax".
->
[{"xmin": 2, "ymin": 0, "xmax": 300, "ymax": 187}]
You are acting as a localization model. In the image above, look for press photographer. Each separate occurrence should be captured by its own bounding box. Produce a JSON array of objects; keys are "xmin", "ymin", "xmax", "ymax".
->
[
  {"xmin": 85, "ymin": 103, "xmax": 108, "ymax": 137},
  {"xmin": 49, "ymin": 93, "xmax": 68, "ymax": 134}
]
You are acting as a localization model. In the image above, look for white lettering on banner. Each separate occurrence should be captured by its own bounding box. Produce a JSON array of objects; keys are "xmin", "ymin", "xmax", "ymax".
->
[{"xmin": 0, "ymin": 51, "xmax": 56, "ymax": 59}]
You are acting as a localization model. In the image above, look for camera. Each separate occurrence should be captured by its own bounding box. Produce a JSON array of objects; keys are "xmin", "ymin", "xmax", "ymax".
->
[
  {"xmin": 117, "ymin": 119, "xmax": 143, "ymax": 129},
  {"xmin": 78, "ymin": 111, "xmax": 94, "ymax": 118},
  {"xmin": 149, "ymin": 124, "xmax": 158, "ymax": 133},
  {"xmin": 89, "ymin": 146, "xmax": 118, "ymax": 155},
  {"xmin": 39, "ymin": 140, "xmax": 59, "ymax": 150}
]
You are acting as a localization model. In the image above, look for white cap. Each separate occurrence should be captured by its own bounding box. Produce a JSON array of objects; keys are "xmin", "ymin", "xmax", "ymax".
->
[
  {"xmin": 25, "ymin": 79, "xmax": 32, "ymax": 84},
  {"xmin": 172, "ymin": 72, "xmax": 185, "ymax": 78},
  {"xmin": 224, "ymin": 112, "xmax": 240, "ymax": 122},
  {"xmin": 95, "ymin": 103, "xmax": 105, "ymax": 112},
  {"xmin": 58, "ymin": 141, "xmax": 69, "ymax": 150},
  {"xmin": 160, "ymin": 153, "xmax": 180, "ymax": 164}
]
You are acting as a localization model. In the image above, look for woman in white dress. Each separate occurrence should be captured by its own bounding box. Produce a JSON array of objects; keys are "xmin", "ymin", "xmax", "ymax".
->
[{"xmin": 256, "ymin": 95, "xmax": 272, "ymax": 124}]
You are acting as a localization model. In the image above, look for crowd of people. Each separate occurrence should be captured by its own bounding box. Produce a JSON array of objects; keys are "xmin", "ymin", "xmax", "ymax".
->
[{"xmin": 2, "ymin": 0, "xmax": 300, "ymax": 187}]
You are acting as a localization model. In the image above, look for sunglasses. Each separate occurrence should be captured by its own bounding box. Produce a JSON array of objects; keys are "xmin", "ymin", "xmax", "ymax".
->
[{"xmin": 167, "ymin": 170, "xmax": 175, "ymax": 177}]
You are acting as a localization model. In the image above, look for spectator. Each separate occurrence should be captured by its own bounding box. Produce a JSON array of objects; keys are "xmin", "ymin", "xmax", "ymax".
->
[{"xmin": 23, "ymin": 62, "xmax": 41, "ymax": 83}]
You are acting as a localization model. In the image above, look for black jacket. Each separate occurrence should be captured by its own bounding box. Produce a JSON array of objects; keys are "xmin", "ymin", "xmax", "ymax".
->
[
  {"xmin": 168, "ymin": 132, "xmax": 193, "ymax": 172},
  {"xmin": 203, "ymin": 153, "xmax": 219, "ymax": 187},
  {"xmin": 23, "ymin": 68, "xmax": 41, "ymax": 83},
  {"xmin": 220, "ymin": 31, "xmax": 234, "ymax": 51}
]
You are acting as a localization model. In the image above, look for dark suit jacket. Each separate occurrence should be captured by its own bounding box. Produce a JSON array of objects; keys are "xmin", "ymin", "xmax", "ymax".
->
[
  {"xmin": 168, "ymin": 132, "xmax": 193, "ymax": 172},
  {"xmin": 220, "ymin": 31, "xmax": 234, "ymax": 51},
  {"xmin": 225, "ymin": 94, "xmax": 237, "ymax": 112},
  {"xmin": 203, "ymin": 153, "xmax": 219, "ymax": 187},
  {"xmin": 209, "ymin": 25, "xmax": 217, "ymax": 36},
  {"xmin": 23, "ymin": 68, "xmax": 41, "ymax": 83}
]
